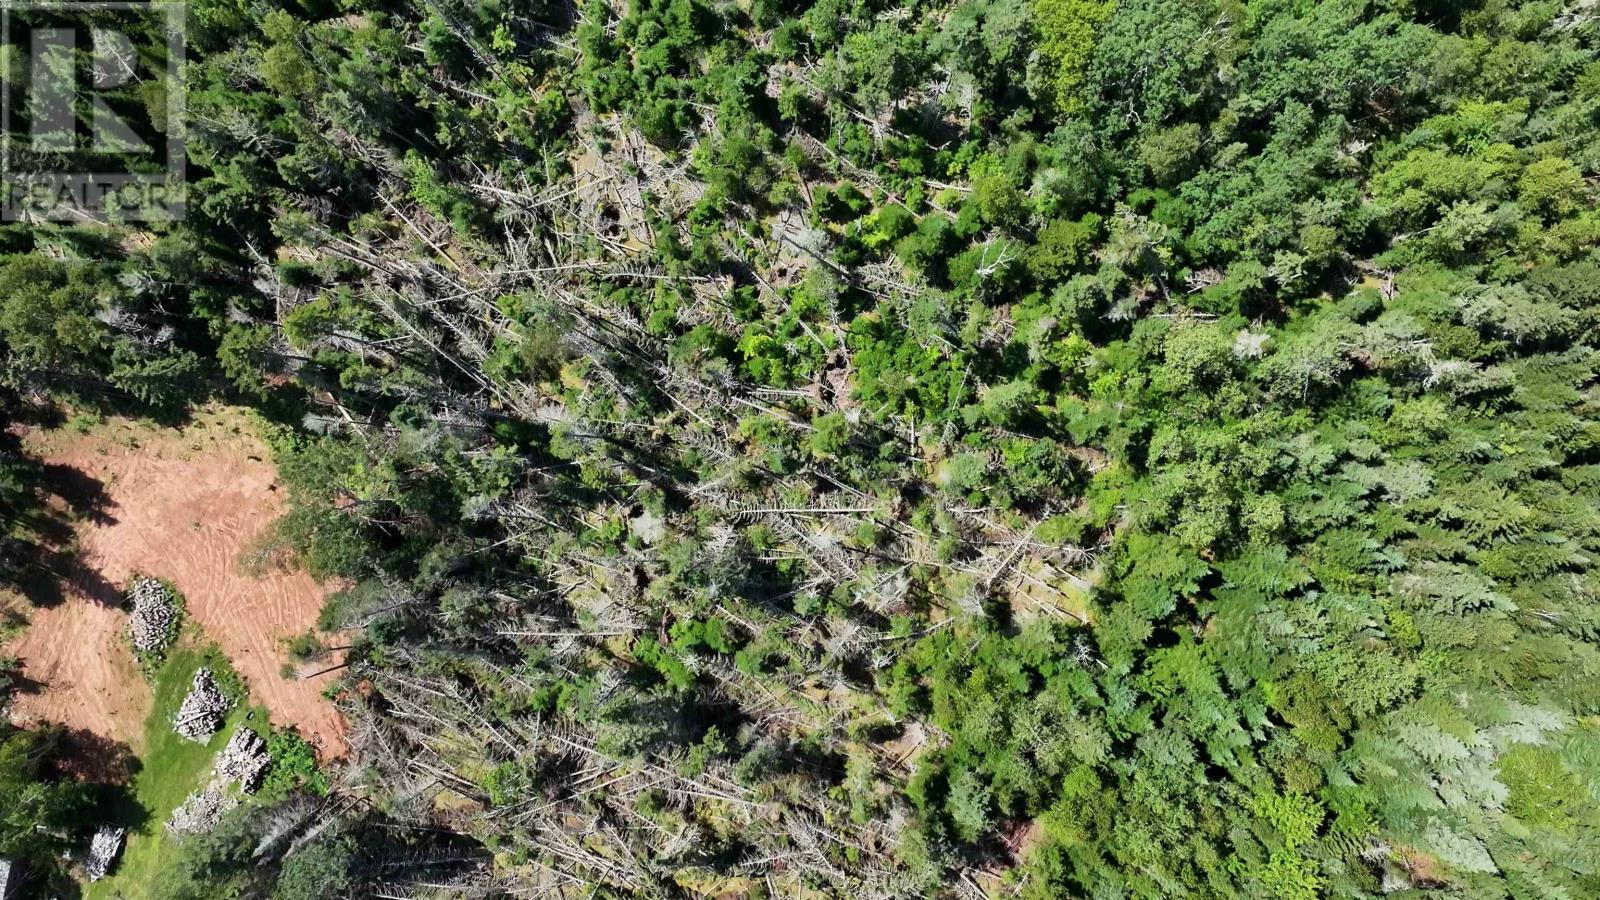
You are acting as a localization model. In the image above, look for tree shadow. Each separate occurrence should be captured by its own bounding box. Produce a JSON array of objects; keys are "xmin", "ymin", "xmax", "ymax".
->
[
  {"xmin": 0, "ymin": 428, "xmax": 124, "ymax": 608},
  {"xmin": 51, "ymin": 727, "xmax": 144, "ymax": 787},
  {"xmin": 38, "ymin": 463, "xmax": 117, "ymax": 527},
  {"xmin": 4, "ymin": 668, "xmax": 48, "ymax": 699},
  {"xmin": 5, "ymin": 543, "xmax": 126, "ymax": 609}
]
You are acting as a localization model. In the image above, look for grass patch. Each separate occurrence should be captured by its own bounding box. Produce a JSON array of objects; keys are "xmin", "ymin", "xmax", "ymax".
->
[{"xmin": 85, "ymin": 641, "xmax": 248, "ymax": 900}]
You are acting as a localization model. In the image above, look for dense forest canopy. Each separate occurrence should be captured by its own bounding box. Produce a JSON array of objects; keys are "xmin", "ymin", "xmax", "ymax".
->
[{"xmin": 2, "ymin": 0, "xmax": 1600, "ymax": 895}]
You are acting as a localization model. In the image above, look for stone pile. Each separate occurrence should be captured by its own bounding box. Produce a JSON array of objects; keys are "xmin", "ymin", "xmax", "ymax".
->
[
  {"xmin": 213, "ymin": 727, "xmax": 271, "ymax": 793},
  {"xmin": 127, "ymin": 577, "xmax": 178, "ymax": 654},
  {"xmin": 166, "ymin": 788, "xmax": 237, "ymax": 836},
  {"xmin": 173, "ymin": 668, "xmax": 231, "ymax": 742},
  {"xmin": 84, "ymin": 825, "xmax": 125, "ymax": 881}
]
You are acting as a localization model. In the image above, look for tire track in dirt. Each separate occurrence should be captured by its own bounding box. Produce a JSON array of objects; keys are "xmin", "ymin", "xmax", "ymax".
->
[
  {"xmin": 5, "ymin": 408, "xmax": 349, "ymax": 761},
  {"xmin": 5, "ymin": 597, "xmax": 151, "ymax": 753}
]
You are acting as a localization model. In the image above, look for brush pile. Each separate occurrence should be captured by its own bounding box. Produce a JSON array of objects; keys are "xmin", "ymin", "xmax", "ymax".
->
[
  {"xmin": 84, "ymin": 826, "xmax": 125, "ymax": 881},
  {"xmin": 173, "ymin": 668, "xmax": 231, "ymax": 742},
  {"xmin": 127, "ymin": 577, "xmax": 179, "ymax": 656},
  {"xmin": 166, "ymin": 788, "xmax": 236, "ymax": 836},
  {"xmin": 214, "ymin": 727, "xmax": 271, "ymax": 792}
]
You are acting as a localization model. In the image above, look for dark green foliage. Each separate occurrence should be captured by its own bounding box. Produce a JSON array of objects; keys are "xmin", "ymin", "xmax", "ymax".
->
[
  {"xmin": 151, "ymin": 803, "xmax": 473, "ymax": 900},
  {"xmin": 261, "ymin": 730, "xmax": 330, "ymax": 801},
  {"xmin": 0, "ymin": 728, "xmax": 96, "ymax": 891},
  {"xmin": 10, "ymin": 0, "xmax": 1600, "ymax": 895},
  {"xmin": 271, "ymin": 833, "xmax": 355, "ymax": 900}
]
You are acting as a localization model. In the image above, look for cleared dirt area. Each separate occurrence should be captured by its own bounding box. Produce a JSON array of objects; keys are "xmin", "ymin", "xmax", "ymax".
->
[
  {"xmin": 4, "ymin": 595, "xmax": 152, "ymax": 755},
  {"xmin": 5, "ymin": 407, "xmax": 348, "ymax": 760}
]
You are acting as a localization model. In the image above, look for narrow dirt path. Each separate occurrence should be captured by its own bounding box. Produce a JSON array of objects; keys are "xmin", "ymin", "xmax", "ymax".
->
[{"xmin": 5, "ymin": 407, "xmax": 349, "ymax": 761}]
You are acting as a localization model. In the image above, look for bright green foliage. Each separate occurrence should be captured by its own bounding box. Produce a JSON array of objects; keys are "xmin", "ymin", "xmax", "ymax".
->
[
  {"xmin": 260, "ymin": 730, "xmax": 329, "ymax": 801},
  {"xmin": 1033, "ymin": 0, "xmax": 1115, "ymax": 114}
]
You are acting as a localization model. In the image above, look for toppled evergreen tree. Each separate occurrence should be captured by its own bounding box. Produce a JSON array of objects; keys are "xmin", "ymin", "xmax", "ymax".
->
[{"xmin": 6, "ymin": 0, "xmax": 1600, "ymax": 895}]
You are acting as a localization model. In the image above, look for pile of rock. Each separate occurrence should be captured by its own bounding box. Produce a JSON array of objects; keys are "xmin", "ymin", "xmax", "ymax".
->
[
  {"xmin": 214, "ymin": 727, "xmax": 271, "ymax": 793},
  {"xmin": 166, "ymin": 788, "xmax": 237, "ymax": 836},
  {"xmin": 173, "ymin": 668, "xmax": 232, "ymax": 742},
  {"xmin": 84, "ymin": 826, "xmax": 125, "ymax": 881},
  {"xmin": 127, "ymin": 578, "xmax": 179, "ymax": 655}
]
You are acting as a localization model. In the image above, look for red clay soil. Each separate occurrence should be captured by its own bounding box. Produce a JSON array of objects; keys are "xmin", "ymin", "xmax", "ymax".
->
[
  {"xmin": 5, "ymin": 407, "xmax": 349, "ymax": 760},
  {"xmin": 4, "ymin": 593, "xmax": 152, "ymax": 756}
]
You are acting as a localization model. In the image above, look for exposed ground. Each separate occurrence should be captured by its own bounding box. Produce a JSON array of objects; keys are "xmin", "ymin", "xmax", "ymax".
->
[{"xmin": 4, "ymin": 406, "xmax": 348, "ymax": 759}]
